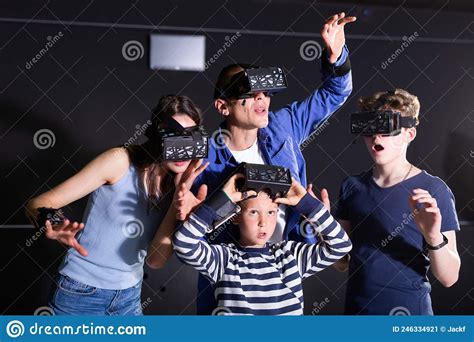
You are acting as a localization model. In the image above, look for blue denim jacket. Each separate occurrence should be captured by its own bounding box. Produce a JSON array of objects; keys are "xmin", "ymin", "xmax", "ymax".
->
[{"xmin": 192, "ymin": 46, "xmax": 353, "ymax": 313}]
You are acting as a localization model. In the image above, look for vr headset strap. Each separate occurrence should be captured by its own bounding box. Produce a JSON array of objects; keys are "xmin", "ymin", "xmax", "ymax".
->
[{"xmin": 400, "ymin": 116, "xmax": 417, "ymax": 128}]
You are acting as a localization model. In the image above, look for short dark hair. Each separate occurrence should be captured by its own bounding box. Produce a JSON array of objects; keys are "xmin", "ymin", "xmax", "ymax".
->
[{"xmin": 214, "ymin": 63, "xmax": 258, "ymax": 99}]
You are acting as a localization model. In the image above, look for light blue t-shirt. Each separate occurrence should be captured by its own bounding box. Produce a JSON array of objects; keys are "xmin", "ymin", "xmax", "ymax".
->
[{"xmin": 59, "ymin": 165, "xmax": 168, "ymax": 290}]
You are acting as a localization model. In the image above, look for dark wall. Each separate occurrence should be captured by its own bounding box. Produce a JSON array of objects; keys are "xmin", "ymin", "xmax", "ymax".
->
[{"xmin": 0, "ymin": 0, "xmax": 473, "ymax": 314}]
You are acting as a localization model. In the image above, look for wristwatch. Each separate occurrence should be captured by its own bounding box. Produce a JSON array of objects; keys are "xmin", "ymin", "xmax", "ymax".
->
[{"xmin": 426, "ymin": 233, "xmax": 448, "ymax": 250}]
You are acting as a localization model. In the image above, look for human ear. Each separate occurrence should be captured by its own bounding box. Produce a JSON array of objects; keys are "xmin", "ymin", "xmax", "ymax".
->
[
  {"xmin": 215, "ymin": 99, "xmax": 230, "ymax": 117},
  {"xmin": 230, "ymin": 214, "xmax": 240, "ymax": 225},
  {"xmin": 406, "ymin": 127, "xmax": 417, "ymax": 143}
]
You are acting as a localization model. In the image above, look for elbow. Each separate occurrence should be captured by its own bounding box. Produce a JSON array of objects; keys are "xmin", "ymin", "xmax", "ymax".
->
[
  {"xmin": 334, "ymin": 260, "xmax": 349, "ymax": 272},
  {"xmin": 346, "ymin": 239, "xmax": 353, "ymax": 253},
  {"xmin": 334, "ymin": 254, "xmax": 350, "ymax": 273},
  {"xmin": 440, "ymin": 276, "xmax": 458, "ymax": 288},
  {"xmin": 439, "ymin": 271, "xmax": 460, "ymax": 288},
  {"xmin": 146, "ymin": 237, "xmax": 176, "ymax": 270},
  {"xmin": 146, "ymin": 247, "xmax": 173, "ymax": 270},
  {"xmin": 436, "ymin": 261, "xmax": 460, "ymax": 288},
  {"xmin": 146, "ymin": 258, "xmax": 166, "ymax": 270},
  {"xmin": 341, "ymin": 234, "xmax": 353, "ymax": 254}
]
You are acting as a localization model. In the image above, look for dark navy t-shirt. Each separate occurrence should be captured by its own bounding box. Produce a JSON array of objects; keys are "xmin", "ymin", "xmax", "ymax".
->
[{"xmin": 335, "ymin": 170, "xmax": 460, "ymax": 315}]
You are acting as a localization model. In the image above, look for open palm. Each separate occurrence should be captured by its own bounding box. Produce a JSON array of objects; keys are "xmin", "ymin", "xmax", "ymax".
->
[{"xmin": 321, "ymin": 12, "xmax": 357, "ymax": 64}]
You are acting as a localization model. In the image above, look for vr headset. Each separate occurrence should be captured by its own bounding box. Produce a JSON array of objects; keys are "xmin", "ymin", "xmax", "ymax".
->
[
  {"xmin": 350, "ymin": 110, "xmax": 417, "ymax": 136},
  {"xmin": 160, "ymin": 125, "xmax": 209, "ymax": 161},
  {"xmin": 233, "ymin": 162, "xmax": 292, "ymax": 199},
  {"xmin": 211, "ymin": 163, "xmax": 292, "ymax": 230},
  {"xmin": 155, "ymin": 117, "xmax": 209, "ymax": 161},
  {"xmin": 217, "ymin": 67, "xmax": 288, "ymax": 100}
]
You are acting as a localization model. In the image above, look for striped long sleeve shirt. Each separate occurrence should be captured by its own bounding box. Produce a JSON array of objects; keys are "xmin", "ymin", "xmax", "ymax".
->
[{"xmin": 173, "ymin": 193, "xmax": 352, "ymax": 315}]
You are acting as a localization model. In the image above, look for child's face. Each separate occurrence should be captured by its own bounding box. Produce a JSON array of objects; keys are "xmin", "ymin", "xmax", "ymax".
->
[
  {"xmin": 238, "ymin": 192, "xmax": 278, "ymax": 248},
  {"xmin": 363, "ymin": 128, "xmax": 415, "ymax": 165}
]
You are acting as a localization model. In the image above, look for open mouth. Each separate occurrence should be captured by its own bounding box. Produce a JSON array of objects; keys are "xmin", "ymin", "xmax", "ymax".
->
[
  {"xmin": 254, "ymin": 106, "xmax": 267, "ymax": 116},
  {"xmin": 257, "ymin": 232, "xmax": 267, "ymax": 239},
  {"xmin": 373, "ymin": 143, "xmax": 385, "ymax": 152}
]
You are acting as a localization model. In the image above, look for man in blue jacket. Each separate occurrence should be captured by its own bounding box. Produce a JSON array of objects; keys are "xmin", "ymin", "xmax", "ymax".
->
[{"xmin": 187, "ymin": 12, "xmax": 356, "ymax": 314}]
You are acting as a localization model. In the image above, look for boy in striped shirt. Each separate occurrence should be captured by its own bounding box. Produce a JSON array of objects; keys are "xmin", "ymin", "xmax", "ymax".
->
[{"xmin": 173, "ymin": 174, "xmax": 352, "ymax": 315}]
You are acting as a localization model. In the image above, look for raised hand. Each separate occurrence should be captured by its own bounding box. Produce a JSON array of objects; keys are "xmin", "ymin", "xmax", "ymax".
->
[
  {"xmin": 222, "ymin": 174, "xmax": 257, "ymax": 203},
  {"xmin": 174, "ymin": 160, "xmax": 209, "ymax": 190},
  {"xmin": 274, "ymin": 178, "xmax": 307, "ymax": 206},
  {"xmin": 307, "ymin": 183, "xmax": 330, "ymax": 211},
  {"xmin": 321, "ymin": 12, "xmax": 357, "ymax": 64},
  {"xmin": 173, "ymin": 160, "xmax": 209, "ymax": 220},
  {"xmin": 175, "ymin": 183, "xmax": 208, "ymax": 221},
  {"xmin": 408, "ymin": 188, "xmax": 443, "ymax": 246}
]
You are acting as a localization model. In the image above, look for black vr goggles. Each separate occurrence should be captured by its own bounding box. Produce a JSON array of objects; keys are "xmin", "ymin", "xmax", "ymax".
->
[
  {"xmin": 159, "ymin": 125, "xmax": 209, "ymax": 161},
  {"xmin": 233, "ymin": 162, "xmax": 292, "ymax": 199},
  {"xmin": 217, "ymin": 67, "xmax": 288, "ymax": 100},
  {"xmin": 210, "ymin": 162, "xmax": 292, "ymax": 230},
  {"xmin": 155, "ymin": 117, "xmax": 209, "ymax": 161},
  {"xmin": 350, "ymin": 110, "xmax": 417, "ymax": 136}
]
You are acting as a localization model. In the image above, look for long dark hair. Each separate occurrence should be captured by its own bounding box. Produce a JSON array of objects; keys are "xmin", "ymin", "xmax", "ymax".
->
[{"xmin": 126, "ymin": 95, "xmax": 203, "ymax": 210}]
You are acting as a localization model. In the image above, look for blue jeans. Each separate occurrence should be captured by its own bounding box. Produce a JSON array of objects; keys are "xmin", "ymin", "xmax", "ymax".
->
[{"xmin": 49, "ymin": 274, "xmax": 143, "ymax": 315}]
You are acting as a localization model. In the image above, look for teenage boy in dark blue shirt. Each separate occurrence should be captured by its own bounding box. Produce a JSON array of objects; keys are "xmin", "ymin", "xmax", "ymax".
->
[{"xmin": 334, "ymin": 89, "xmax": 461, "ymax": 315}]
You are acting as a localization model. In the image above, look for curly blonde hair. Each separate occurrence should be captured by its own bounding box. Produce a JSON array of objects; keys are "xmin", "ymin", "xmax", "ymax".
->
[{"xmin": 357, "ymin": 89, "xmax": 420, "ymax": 126}]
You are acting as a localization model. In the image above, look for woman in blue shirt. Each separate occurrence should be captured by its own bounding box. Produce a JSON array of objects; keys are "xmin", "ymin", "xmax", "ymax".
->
[{"xmin": 26, "ymin": 95, "xmax": 208, "ymax": 315}]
